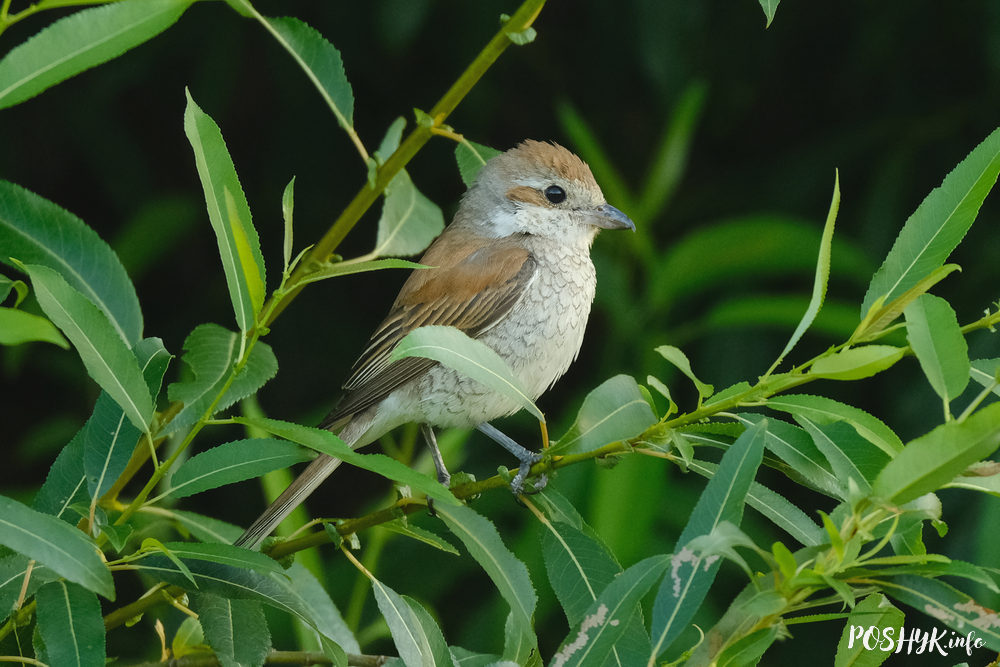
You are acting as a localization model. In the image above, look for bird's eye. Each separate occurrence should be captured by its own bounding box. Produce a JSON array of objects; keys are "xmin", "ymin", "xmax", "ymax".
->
[{"xmin": 544, "ymin": 185, "xmax": 566, "ymax": 204}]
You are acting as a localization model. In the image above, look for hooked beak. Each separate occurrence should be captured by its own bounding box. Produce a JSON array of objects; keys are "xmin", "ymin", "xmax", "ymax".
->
[{"xmin": 590, "ymin": 203, "xmax": 635, "ymax": 231}]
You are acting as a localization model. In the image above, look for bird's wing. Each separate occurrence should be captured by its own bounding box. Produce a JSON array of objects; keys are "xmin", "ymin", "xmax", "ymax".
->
[{"xmin": 319, "ymin": 234, "xmax": 537, "ymax": 428}]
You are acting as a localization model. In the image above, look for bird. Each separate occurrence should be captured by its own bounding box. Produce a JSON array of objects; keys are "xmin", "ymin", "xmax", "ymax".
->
[{"xmin": 234, "ymin": 140, "xmax": 634, "ymax": 549}]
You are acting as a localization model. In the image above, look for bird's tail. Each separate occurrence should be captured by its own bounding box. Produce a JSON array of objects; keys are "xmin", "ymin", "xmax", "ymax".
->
[
  {"xmin": 233, "ymin": 453, "xmax": 343, "ymax": 549},
  {"xmin": 234, "ymin": 414, "xmax": 358, "ymax": 549}
]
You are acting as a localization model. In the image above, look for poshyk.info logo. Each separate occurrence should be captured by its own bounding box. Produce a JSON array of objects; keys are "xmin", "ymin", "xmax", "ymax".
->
[{"xmin": 846, "ymin": 624, "xmax": 985, "ymax": 659}]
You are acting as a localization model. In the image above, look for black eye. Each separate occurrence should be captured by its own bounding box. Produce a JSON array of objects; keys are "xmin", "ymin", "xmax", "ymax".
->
[{"xmin": 544, "ymin": 185, "xmax": 566, "ymax": 204}]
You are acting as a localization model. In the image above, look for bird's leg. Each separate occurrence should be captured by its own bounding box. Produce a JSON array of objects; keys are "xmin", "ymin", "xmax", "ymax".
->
[
  {"xmin": 421, "ymin": 424, "xmax": 451, "ymax": 487},
  {"xmin": 477, "ymin": 422, "xmax": 547, "ymax": 494}
]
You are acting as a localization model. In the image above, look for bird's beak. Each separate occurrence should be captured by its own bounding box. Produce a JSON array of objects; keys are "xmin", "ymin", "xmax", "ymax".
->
[{"xmin": 590, "ymin": 203, "xmax": 635, "ymax": 231}]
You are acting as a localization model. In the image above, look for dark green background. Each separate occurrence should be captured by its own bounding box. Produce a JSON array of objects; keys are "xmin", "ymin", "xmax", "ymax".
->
[{"xmin": 2, "ymin": 1, "xmax": 998, "ymax": 663}]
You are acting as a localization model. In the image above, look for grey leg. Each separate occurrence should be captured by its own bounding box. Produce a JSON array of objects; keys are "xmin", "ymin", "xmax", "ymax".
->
[
  {"xmin": 476, "ymin": 422, "xmax": 547, "ymax": 494},
  {"xmin": 421, "ymin": 424, "xmax": 451, "ymax": 487}
]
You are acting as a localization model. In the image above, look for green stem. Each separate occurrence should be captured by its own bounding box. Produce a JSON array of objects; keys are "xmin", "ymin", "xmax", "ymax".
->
[{"xmin": 0, "ymin": 0, "xmax": 119, "ymax": 36}]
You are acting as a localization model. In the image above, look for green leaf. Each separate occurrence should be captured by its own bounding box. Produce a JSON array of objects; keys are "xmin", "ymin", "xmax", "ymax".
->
[
  {"xmin": 970, "ymin": 358, "xmax": 1000, "ymax": 396},
  {"xmin": 854, "ymin": 264, "xmax": 961, "ymax": 341},
  {"xmin": 366, "ymin": 572, "xmax": 438, "ymax": 667},
  {"xmin": 686, "ymin": 458, "xmax": 825, "ymax": 546},
  {"xmin": 0, "ymin": 180, "xmax": 142, "ymax": 344},
  {"xmin": 455, "ymin": 140, "xmax": 502, "ymax": 187},
  {"xmin": 373, "ymin": 170, "xmax": 445, "ymax": 257},
  {"xmin": 873, "ymin": 402, "xmax": 1000, "ymax": 505},
  {"xmin": 797, "ymin": 417, "xmax": 891, "ymax": 494},
  {"xmin": 770, "ymin": 171, "xmax": 839, "ymax": 372},
  {"xmin": 171, "ymin": 616, "xmax": 205, "ymax": 659},
  {"xmin": 35, "ymin": 581, "xmax": 105, "ymax": 667},
  {"xmin": 434, "ymin": 503, "xmax": 537, "ymax": 664},
  {"xmin": 765, "ymin": 394, "xmax": 903, "ymax": 456},
  {"xmin": 0, "ymin": 495, "xmax": 113, "ymax": 598},
  {"xmin": 192, "ymin": 594, "xmax": 271, "ymax": 667},
  {"xmin": 285, "ymin": 562, "xmax": 360, "ymax": 655},
  {"xmin": 33, "ymin": 432, "xmax": 88, "ymax": 521},
  {"xmin": 862, "ymin": 126, "xmax": 1000, "ymax": 316},
  {"xmin": 808, "ymin": 345, "xmax": 904, "ymax": 381},
  {"xmin": 744, "ymin": 415, "xmax": 841, "ymax": 498},
  {"xmin": 552, "ymin": 555, "xmax": 670, "ymax": 667},
  {"xmin": 170, "ymin": 510, "xmax": 243, "ymax": 545},
  {"xmin": 261, "ymin": 16, "xmax": 355, "ymax": 131},
  {"xmin": 281, "ymin": 177, "xmax": 295, "ymax": 274},
  {"xmin": 234, "ymin": 416, "xmax": 459, "ymax": 507},
  {"xmin": 655, "ymin": 345, "xmax": 713, "ymax": 399},
  {"xmin": 184, "ymin": 91, "xmax": 266, "ymax": 334},
  {"xmin": 905, "ymin": 293, "xmax": 970, "ymax": 402},
  {"xmin": 165, "ymin": 323, "xmax": 278, "ymax": 435},
  {"xmin": 0, "ymin": 556, "xmax": 59, "ymax": 620},
  {"xmin": 296, "ymin": 258, "xmax": 427, "ymax": 286},
  {"xmin": 834, "ymin": 593, "xmax": 904, "ymax": 667},
  {"xmin": 375, "ymin": 117, "xmax": 407, "ymax": 162},
  {"xmin": 161, "ymin": 438, "xmax": 313, "ymax": 500},
  {"xmin": 878, "ymin": 576, "xmax": 1000, "ymax": 651},
  {"xmin": 650, "ymin": 420, "xmax": 767, "ymax": 658},
  {"xmin": 404, "ymin": 596, "xmax": 458, "ymax": 667},
  {"xmin": 0, "ymin": 0, "xmax": 194, "ymax": 109},
  {"xmin": 0, "ymin": 306, "xmax": 67, "ymax": 347},
  {"xmin": 22, "ymin": 263, "xmax": 153, "ymax": 432},
  {"xmin": 390, "ymin": 325, "xmax": 543, "ymax": 420},
  {"xmin": 84, "ymin": 337, "xmax": 170, "ymax": 501},
  {"xmin": 551, "ymin": 375, "xmax": 656, "ymax": 455},
  {"xmin": 758, "ymin": 0, "xmax": 780, "ymax": 27},
  {"xmin": 154, "ymin": 542, "xmax": 286, "ymax": 577},
  {"xmin": 380, "ymin": 520, "xmax": 460, "ymax": 555},
  {"xmin": 0, "ymin": 274, "xmax": 27, "ymax": 305}
]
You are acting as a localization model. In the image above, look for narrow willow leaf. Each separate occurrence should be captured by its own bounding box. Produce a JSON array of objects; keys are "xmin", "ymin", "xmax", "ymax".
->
[
  {"xmin": 224, "ymin": 187, "xmax": 265, "ymax": 315},
  {"xmin": 0, "ymin": 495, "xmax": 113, "ymax": 598},
  {"xmin": 164, "ymin": 323, "xmax": 277, "ymax": 435},
  {"xmin": 0, "ymin": 181, "xmax": 142, "ymax": 344},
  {"xmin": 686, "ymin": 459, "xmax": 825, "ymax": 546},
  {"xmin": 970, "ymin": 358, "xmax": 1000, "ymax": 396},
  {"xmin": 551, "ymin": 375, "xmax": 656, "ymax": 455},
  {"xmin": 380, "ymin": 520, "xmax": 460, "ymax": 555},
  {"xmin": 434, "ymin": 503, "xmax": 537, "ymax": 664},
  {"xmin": 534, "ymin": 487, "xmax": 585, "ymax": 530},
  {"xmin": 172, "ymin": 616, "xmax": 205, "ymax": 660},
  {"xmin": 0, "ymin": 274, "xmax": 27, "ymax": 305},
  {"xmin": 192, "ymin": 594, "xmax": 270, "ymax": 667},
  {"xmin": 905, "ymin": 293, "xmax": 970, "ymax": 402},
  {"xmin": 162, "ymin": 438, "xmax": 313, "ymax": 499},
  {"xmin": 854, "ymin": 264, "xmax": 961, "ymax": 341},
  {"xmin": 170, "ymin": 510, "xmax": 243, "ymax": 544},
  {"xmin": 404, "ymin": 596, "xmax": 457, "ymax": 667},
  {"xmin": 758, "ymin": 0, "xmax": 780, "ymax": 27},
  {"xmin": 184, "ymin": 91, "xmax": 266, "ymax": 334},
  {"xmin": 834, "ymin": 593, "xmax": 904, "ymax": 667},
  {"xmin": 373, "ymin": 170, "xmax": 445, "ymax": 258},
  {"xmin": 261, "ymin": 16, "xmax": 355, "ymax": 131},
  {"xmin": 770, "ymin": 171, "xmax": 839, "ymax": 371},
  {"xmin": 0, "ymin": 306, "xmax": 67, "ymax": 347},
  {"xmin": 390, "ymin": 325, "xmax": 543, "ymax": 420},
  {"xmin": 85, "ymin": 337, "xmax": 170, "ymax": 501},
  {"xmin": 0, "ymin": 0, "xmax": 193, "ymax": 108},
  {"xmin": 33, "ymin": 431, "xmax": 88, "ymax": 521},
  {"xmin": 717, "ymin": 626, "xmax": 779, "ymax": 667},
  {"xmin": 376, "ymin": 117, "xmax": 407, "ymax": 160},
  {"xmin": 797, "ymin": 417, "xmax": 890, "ymax": 493},
  {"xmin": 455, "ymin": 140, "xmax": 502, "ymax": 187},
  {"xmin": 765, "ymin": 394, "xmax": 903, "ymax": 455},
  {"xmin": 873, "ymin": 402, "xmax": 1000, "ymax": 505},
  {"xmin": 741, "ymin": 415, "xmax": 841, "ymax": 498},
  {"xmin": 367, "ymin": 574, "xmax": 435, "ymax": 666},
  {"xmin": 862, "ymin": 127, "xmax": 1000, "ymax": 316},
  {"xmin": 552, "ymin": 555, "xmax": 669, "ymax": 667},
  {"xmin": 155, "ymin": 542, "xmax": 286, "ymax": 576},
  {"xmin": 879, "ymin": 576, "xmax": 1000, "ymax": 651},
  {"xmin": 655, "ymin": 345, "xmax": 713, "ymax": 399},
  {"xmin": 24, "ymin": 263, "xmax": 152, "ymax": 431},
  {"xmin": 282, "ymin": 177, "xmax": 295, "ymax": 274},
  {"xmin": 808, "ymin": 345, "xmax": 904, "ymax": 381},
  {"xmin": 295, "ymin": 258, "xmax": 427, "ymax": 286},
  {"xmin": 235, "ymin": 416, "xmax": 459, "ymax": 506},
  {"xmin": 650, "ymin": 420, "xmax": 767, "ymax": 658},
  {"xmin": 286, "ymin": 562, "xmax": 360, "ymax": 655},
  {"xmin": 35, "ymin": 581, "xmax": 105, "ymax": 667}
]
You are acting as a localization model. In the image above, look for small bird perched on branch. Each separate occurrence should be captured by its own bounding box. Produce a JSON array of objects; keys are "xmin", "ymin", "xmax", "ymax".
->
[{"xmin": 236, "ymin": 140, "xmax": 634, "ymax": 549}]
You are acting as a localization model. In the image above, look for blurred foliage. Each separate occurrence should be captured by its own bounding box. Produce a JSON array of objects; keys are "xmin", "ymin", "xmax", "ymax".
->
[{"xmin": 2, "ymin": 0, "xmax": 1000, "ymax": 665}]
